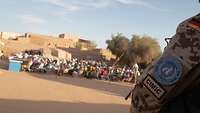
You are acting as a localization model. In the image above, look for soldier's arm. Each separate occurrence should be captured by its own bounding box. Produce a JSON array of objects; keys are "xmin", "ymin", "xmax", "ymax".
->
[{"xmin": 130, "ymin": 13, "xmax": 200, "ymax": 113}]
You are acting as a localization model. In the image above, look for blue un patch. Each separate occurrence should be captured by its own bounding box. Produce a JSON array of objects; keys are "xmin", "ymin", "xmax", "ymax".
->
[{"xmin": 154, "ymin": 57, "xmax": 183, "ymax": 86}]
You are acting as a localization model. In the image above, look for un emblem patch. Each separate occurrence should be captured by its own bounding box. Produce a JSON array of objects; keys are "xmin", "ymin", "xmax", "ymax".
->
[{"xmin": 154, "ymin": 57, "xmax": 183, "ymax": 86}]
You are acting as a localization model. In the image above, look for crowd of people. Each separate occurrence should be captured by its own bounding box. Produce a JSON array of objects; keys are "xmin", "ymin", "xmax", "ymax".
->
[{"xmin": 9, "ymin": 49, "xmax": 141, "ymax": 83}]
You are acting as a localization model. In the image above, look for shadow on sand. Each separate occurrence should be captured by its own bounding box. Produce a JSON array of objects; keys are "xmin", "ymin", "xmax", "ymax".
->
[
  {"xmin": 29, "ymin": 73, "xmax": 133, "ymax": 98},
  {"xmin": 0, "ymin": 98, "xmax": 129, "ymax": 113},
  {"xmin": 0, "ymin": 59, "xmax": 133, "ymax": 98}
]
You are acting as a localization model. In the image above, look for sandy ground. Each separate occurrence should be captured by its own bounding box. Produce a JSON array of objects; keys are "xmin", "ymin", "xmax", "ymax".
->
[{"xmin": 0, "ymin": 69, "xmax": 132, "ymax": 113}]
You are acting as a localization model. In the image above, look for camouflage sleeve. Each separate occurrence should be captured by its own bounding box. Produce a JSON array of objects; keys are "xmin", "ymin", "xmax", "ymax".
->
[{"xmin": 130, "ymin": 13, "xmax": 200, "ymax": 113}]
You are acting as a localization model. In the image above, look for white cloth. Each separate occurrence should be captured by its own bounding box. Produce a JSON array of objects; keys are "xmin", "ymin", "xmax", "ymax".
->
[
  {"xmin": 133, "ymin": 63, "xmax": 140, "ymax": 83},
  {"xmin": 132, "ymin": 63, "xmax": 139, "ymax": 73}
]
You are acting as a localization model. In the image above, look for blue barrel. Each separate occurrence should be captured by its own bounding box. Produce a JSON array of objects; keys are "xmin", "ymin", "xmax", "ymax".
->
[{"xmin": 8, "ymin": 60, "xmax": 23, "ymax": 72}]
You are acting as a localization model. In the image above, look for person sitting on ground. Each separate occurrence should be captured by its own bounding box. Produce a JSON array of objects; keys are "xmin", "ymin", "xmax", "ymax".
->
[{"xmin": 57, "ymin": 62, "xmax": 65, "ymax": 77}]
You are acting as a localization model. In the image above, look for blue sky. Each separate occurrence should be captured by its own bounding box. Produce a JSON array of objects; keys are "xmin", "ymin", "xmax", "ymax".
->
[{"xmin": 0, "ymin": 0, "xmax": 199, "ymax": 49}]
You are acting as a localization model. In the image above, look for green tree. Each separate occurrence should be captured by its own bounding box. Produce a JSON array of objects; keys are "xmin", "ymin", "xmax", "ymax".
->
[
  {"xmin": 128, "ymin": 35, "xmax": 161, "ymax": 66},
  {"xmin": 106, "ymin": 33, "xmax": 129, "ymax": 59},
  {"xmin": 106, "ymin": 34, "xmax": 162, "ymax": 68}
]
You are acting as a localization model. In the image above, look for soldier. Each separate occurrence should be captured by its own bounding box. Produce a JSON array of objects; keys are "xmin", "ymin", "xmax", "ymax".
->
[{"xmin": 130, "ymin": 1, "xmax": 200, "ymax": 113}]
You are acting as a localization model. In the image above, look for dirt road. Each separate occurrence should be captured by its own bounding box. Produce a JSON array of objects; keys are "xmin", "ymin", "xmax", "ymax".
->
[{"xmin": 0, "ymin": 70, "xmax": 132, "ymax": 113}]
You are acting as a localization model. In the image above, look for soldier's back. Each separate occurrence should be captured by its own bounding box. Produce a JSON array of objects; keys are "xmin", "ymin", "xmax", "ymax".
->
[{"xmin": 130, "ymin": 13, "xmax": 200, "ymax": 113}]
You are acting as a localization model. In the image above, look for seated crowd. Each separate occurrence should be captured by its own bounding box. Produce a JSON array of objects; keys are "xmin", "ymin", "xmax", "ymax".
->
[{"xmin": 9, "ymin": 49, "xmax": 140, "ymax": 83}]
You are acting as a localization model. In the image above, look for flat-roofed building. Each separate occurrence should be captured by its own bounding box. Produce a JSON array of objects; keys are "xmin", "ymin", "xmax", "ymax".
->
[
  {"xmin": 0, "ymin": 32, "xmax": 22, "ymax": 39},
  {"xmin": 59, "ymin": 33, "xmax": 79, "ymax": 43}
]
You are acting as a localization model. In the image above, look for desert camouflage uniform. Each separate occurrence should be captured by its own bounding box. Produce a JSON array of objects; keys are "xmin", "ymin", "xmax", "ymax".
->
[{"xmin": 130, "ymin": 13, "xmax": 200, "ymax": 113}]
